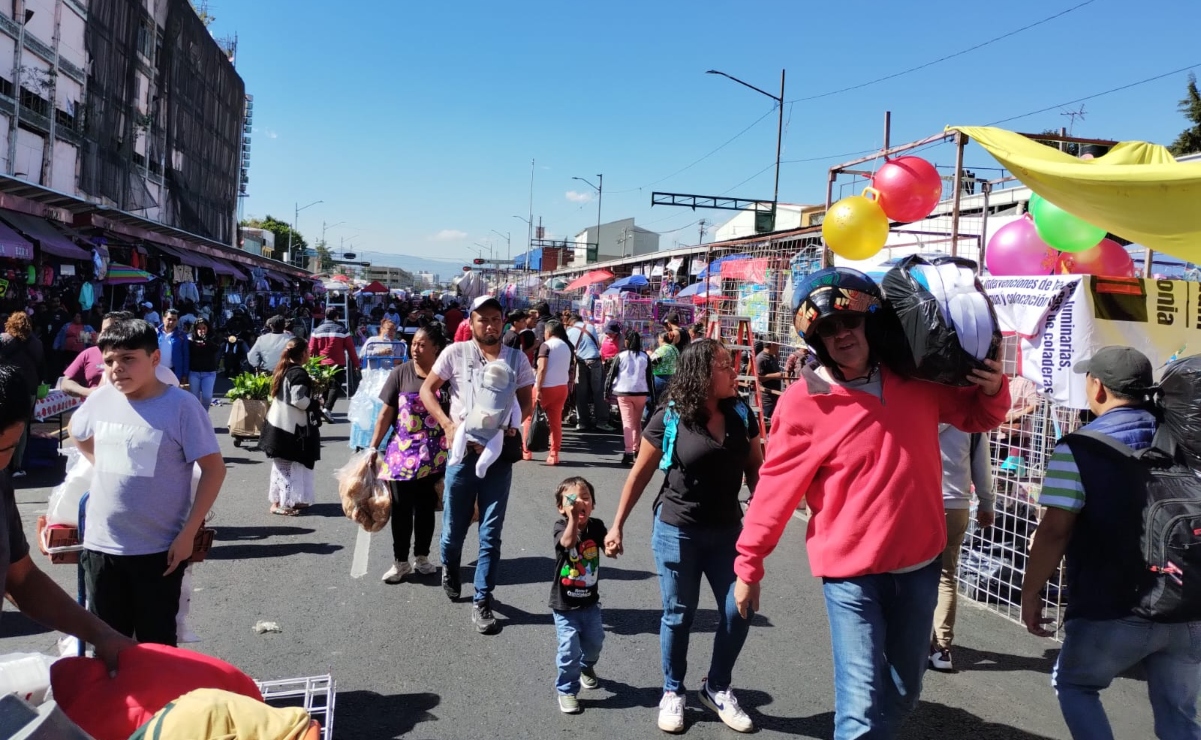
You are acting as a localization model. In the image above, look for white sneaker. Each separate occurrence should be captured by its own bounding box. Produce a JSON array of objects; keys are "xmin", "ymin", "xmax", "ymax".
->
[
  {"xmin": 658, "ymin": 691, "xmax": 685, "ymax": 733},
  {"xmin": 699, "ymin": 678, "xmax": 753, "ymax": 733},
  {"xmin": 382, "ymin": 560, "xmax": 413, "ymax": 584},
  {"xmin": 929, "ymin": 646, "xmax": 953, "ymax": 671},
  {"xmin": 413, "ymin": 555, "xmax": 437, "ymax": 575}
]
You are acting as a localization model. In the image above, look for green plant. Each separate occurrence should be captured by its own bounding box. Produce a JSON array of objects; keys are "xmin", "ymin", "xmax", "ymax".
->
[
  {"xmin": 304, "ymin": 357, "xmax": 342, "ymax": 398},
  {"xmin": 224, "ymin": 371, "xmax": 272, "ymax": 401}
]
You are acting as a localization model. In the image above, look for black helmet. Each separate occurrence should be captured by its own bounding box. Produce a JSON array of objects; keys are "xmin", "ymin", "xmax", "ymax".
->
[{"xmin": 791, "ymin": 267, "xmax": 883, "ymax": 340}]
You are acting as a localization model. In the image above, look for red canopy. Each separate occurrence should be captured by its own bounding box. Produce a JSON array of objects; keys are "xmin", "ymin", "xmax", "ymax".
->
[
  {"xmin": 360, "ymin": 280, "xmax": 390, "ymax": 294},
  {"xmin": 565, "ymin": 269, "xmax": 614, "ymax": 291}
]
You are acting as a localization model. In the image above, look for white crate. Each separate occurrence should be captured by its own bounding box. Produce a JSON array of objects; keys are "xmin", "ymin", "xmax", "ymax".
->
[{"xmin": 255, "ymin": 675, "xmax": 336, "ymax": 740}]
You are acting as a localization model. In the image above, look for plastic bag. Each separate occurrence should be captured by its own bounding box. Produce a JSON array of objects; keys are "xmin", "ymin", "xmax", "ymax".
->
[
  {"xmin": 880, "ymin": 255, "xmax": 1000, "ymax": 386},
  {"xmin": 524, "ymin": 402, "xmax": 550, "ymax": 453},
  {"xmin": 335, "ymin": 450, "xmax": 391, "ymax": 532},
  {"xmin": 46, "ymin": 449, "xmax": 90, "ymax": 526},
  {"xmin": 347, "ymin": 367, "xmax": 389, "ymax": 431},
  {"xmin": 0, "ymin": 652, "xmax": 57, "ymax": 705},
  {"xmin": 1158, "ymin": 354, "xmax": 1201, "ymax": 470}
]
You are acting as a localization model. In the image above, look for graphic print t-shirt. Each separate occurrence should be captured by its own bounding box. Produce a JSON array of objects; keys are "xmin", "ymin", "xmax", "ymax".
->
[{"xmin": 549, "ymin": 517, "xmax": 608, "ymax": 611}]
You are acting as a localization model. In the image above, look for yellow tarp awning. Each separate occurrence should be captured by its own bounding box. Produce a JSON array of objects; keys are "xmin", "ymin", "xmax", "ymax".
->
[{"xmin": 948, "ymin": 125, "xmax": 1201, "ymax": 263}]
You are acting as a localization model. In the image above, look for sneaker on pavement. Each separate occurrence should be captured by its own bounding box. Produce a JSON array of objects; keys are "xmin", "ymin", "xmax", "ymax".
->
[
  {"xmin": 596, "ymin": 423, "xmax": 616, "ymax": 432},
  {"xmin": 381, "ymin": 560, "xmax": 413, "ymax": 584},
  {"xmin": 580, "ymin": 666, "xmax": 600, "ymax": 690},
  {"xmin": 413, "ymin": 555, "xmax": 437, "ymax": 575},
  {"xmin": 473, "ymin": 601, "xmax": 499, "ymax": 634},
  {"xmin": 442, "ymin": 568, "xmax": 461, "ymax": 600},
  {"xmin": 699, "ymin": 678, "xmax": 753, "ymax": 733},
  {"xmin": 658, "ymin": 691, "xmax": 685, "ymax": 733},
  {"xmin": 930, "ymin": 647, "xmax": 953, "ymax": 671},
  {"xmin": 11, "ymin": 470, "xmax": 25, "ymax": 478},
  {"xmin": 575, "ymin": 423, "xmax": 587, "ymax": 432},
  {"xmin": 558, "ymin": 693, "xmax": 581, "ymax": 714}
]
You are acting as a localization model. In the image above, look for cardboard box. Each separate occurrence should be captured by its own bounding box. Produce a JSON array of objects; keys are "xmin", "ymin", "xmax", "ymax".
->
[
  {"xmin": 228, "ymin": 399, "xmax": 268, "ymax": 438},
  {"xmin": 35, "ymin": 516, "xmax": 216, "ymax": 565}
]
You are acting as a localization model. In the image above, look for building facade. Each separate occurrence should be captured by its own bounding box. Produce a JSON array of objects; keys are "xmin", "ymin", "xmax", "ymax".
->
[
  {"xmin": 571, "ymin": 217, "xmax": 659, "ymax": 265},
  {"xmin": 361, "ymin": 264, "xmax": 414, "ymax": 288},
  {"xmin": 0, "ymin": 0, "xmax": 245, "ymax": 245}
]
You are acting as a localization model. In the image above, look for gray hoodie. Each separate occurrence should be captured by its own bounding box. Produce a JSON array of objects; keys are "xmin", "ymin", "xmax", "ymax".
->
[
  {"xmin": 247, "ymin": 331, "xmax": 294, "ymax": 372},
  {"xmin": 939, "ymin": 423, "xmax": 994, "ymax": 513}
]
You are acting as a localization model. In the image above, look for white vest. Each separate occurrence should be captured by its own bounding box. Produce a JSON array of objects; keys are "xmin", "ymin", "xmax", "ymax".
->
[{"xmin": 612, "ymin": 351, "xmax": 649, "ymax": 394}]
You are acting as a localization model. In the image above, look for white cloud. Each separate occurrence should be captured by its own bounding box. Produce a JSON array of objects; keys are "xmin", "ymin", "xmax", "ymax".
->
[
  {"xmin": 565, "ymin": 190, "xmax": 593, "ymax": 204},
  {"xmin": 252, "ymin": 127, "xmax": 278, "ymax": 139},
  {"xmin": 430, "ymin": 229, "xmax": 468, "ymax": 242}
]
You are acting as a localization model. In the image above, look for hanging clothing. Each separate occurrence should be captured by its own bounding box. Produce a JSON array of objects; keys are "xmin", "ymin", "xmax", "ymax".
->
[{"xmin": 79, "ymin": 282, "xmax": 95, "ymax": 311}]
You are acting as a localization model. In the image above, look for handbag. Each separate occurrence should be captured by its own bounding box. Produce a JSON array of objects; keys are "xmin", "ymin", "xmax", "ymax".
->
[
  {"xmin": 524, "ymin": 402, "xmax": 551, "ymax": 453},
  {"xmin": 500, "ymin": 428, "xmax": 525, "ymax": 463}
]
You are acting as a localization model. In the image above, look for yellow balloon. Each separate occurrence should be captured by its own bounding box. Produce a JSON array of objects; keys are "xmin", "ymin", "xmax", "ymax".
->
[{"xmin": 822, "ymin": 193, "xmax": 890, "ymax": 261}]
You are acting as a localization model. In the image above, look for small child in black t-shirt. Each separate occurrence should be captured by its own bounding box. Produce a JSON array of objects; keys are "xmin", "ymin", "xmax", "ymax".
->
[{"xmin": 549, "ymin": 476, "xmax": 608, "ymax": 714}]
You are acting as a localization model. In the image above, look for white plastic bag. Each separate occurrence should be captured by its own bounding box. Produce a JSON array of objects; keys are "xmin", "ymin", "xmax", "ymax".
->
[
  {"xmin": 347, "ymin": 368, "xmax": 388, "ymax": 430},
  {"xmin": 0, "ymin": 653, "xmax": 57, "ymax": 705},
  {"xmin": 45, "ymin": 449, "xmax": 91, "ymax": 527}
]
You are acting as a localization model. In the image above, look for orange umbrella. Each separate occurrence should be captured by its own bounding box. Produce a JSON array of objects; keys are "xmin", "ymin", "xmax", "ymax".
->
[{"xmin": 565, "ymin": 269, "xmax": 614, "ymax": 291}]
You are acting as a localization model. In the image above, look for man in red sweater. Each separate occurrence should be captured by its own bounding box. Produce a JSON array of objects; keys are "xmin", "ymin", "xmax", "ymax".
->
[
  {"xmin": 733, "ymin": 268, "xmax": 1008, "ymax": 740},
  {"xmin": 308, "ymin": 307, "xmax": 359, "ymax": 421}
]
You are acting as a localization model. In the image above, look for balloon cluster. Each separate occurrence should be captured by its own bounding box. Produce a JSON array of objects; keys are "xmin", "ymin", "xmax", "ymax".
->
[
  {"xmin": 986, "ymin": 193, "xmax": 1134, "ymax": 277},
  {"xmin": 823, "ymin": 157, "xmax": 943, "ymax": 261}
]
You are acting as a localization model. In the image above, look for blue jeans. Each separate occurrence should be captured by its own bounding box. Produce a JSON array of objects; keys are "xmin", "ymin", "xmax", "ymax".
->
[
  {"xmin": 822, "ymin": 559, "xmax": 940, "ymax": 740},
  {"xmin": 651, "ymin": 514, "xmax": 751, "ymax": 694},
  {"xmin": 653, "ymin": 375, "xmax": 671, "ymax": 399},
  {"xmin": 553, "ymin": 605, "xmax": 604, "ymax": 695},
  {"xmin": 1054, "ymin": 616, "xmax": 1201, "ymax": 740},
  {"xmin": 440, "ymin": 451, "xmax": 513, "ymax": 605},
  {"xmin": 189, "ymin": 371, "xmax": 217, "ymax": 408}
]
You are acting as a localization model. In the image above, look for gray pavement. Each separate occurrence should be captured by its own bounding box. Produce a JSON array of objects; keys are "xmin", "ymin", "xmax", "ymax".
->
[{"xmin": 1, "ymin": 403, "xmax": 1158, "ymax": 739}]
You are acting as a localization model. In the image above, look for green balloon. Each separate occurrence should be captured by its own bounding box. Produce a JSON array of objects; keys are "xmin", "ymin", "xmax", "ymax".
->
[
  {"xmin": 1028, "ymin": 192, "xmax": 1045, "ymax": 219},
  {"xmin": 1032, "ymin": 198, "xmax": 1105, "ymax": 253}
]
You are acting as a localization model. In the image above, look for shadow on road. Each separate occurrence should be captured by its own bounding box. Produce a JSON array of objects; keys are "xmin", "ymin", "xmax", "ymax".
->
[
  {"xmin": 951, "ymin": 645, "xmax": 1058, "ymax": 674},
  {"xmin": 0, "ymin": 611, "xmax": 52, "ymax": 638},
  {"xmin": 461, "ymin": 555, "xmax": 654, "ymax": 587},
  {"xmin": 206, "ymin": 542, "xmax": 344, "ymax": 560},
  {"xmin": 900, "ymin": 701, "xmax": 1060, "ymax": 739},
  {"xmin": 222, "ymin": 456, "xmax": 263, "ymax": 465},
  {"xmin": 602, "ymin": 607, "xmax": 772, "ymax": 637},
  {"xmin": 333, "ymin": 690, "xmax": 440, "ymax": 740},
  {"xmin": 213, "ymin": 526, "xmax": 315, "ymax": 541},
  {"xmin": 295, "ymin": 503, "xmax": 346, "ymax": 518}
]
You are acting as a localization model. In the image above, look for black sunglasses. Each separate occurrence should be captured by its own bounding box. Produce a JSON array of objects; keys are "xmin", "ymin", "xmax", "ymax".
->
[{"xmin": 814, "ymin": 314, "xmax": 864, "ymax": 338}]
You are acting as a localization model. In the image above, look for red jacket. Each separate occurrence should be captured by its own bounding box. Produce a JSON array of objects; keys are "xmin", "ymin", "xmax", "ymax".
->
[
  {"xmin": 308, "ymin": 319, "xmax": 359, "ymax": 368},
  {"xmin": 735, "ymin": 366, "xmax": 1009, "ymax": 580}
]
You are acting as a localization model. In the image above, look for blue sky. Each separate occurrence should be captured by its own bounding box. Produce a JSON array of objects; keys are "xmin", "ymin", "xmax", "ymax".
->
[{"xmin": 215, "ymin": 0, "xmax": 1201, "ymax": 274}]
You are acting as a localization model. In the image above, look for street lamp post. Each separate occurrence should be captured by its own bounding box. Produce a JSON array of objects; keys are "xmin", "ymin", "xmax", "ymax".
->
[
  {"xmin": 706, "ymin": 69, "xmax": 785, "ymax": 230},
  {"xmin": 288, "ymin": 199, "xmax": 322, "ymax": 268},
  {"xmin": 513, "ymin": 215, "xmax": 533, "ymax": 273},
  {"xmin": 572, "ymin": 174, "xmax": 602, "ymax": 263}
]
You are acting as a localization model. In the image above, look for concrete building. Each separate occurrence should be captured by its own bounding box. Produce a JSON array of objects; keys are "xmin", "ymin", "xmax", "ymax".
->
[
  {"xmin": 362, "ymin": 264, "xmax": 415, "ymax": 288},
  {"xmin": 711, "ymin": 203, "xmax": 822, "ymax": 242},
  {"xmin": 0, "ymin": 0, "xmax": 245, "ymax": 245},
  {"xmin": 571, "ymin": 217, "xmax": 658, "ymax": 265},
  {"xmin": 239, "ymin": 226, "xmax": 274, "ymax": 258},
  {"xmin": 417, "ymin": 271, "xmax": 437, "ymax": 287}
]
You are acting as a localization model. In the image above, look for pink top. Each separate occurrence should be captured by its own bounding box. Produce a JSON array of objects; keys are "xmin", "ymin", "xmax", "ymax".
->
[
  {"xmin": 601, "ymin": 335, "xmax": 619, "ymax": 361},
  {"xmin": 63, "ymin": 346, "xmax": 105, "ymax": 389},
  {"xmin": 735, "ymin": 366, "xmax": 1010, "ymax": 581}
]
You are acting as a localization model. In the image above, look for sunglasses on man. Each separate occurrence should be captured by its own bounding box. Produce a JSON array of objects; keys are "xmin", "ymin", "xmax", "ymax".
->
[{"xmin": 814, "ymin": 314, "xmax": 864, "ymax": 339}]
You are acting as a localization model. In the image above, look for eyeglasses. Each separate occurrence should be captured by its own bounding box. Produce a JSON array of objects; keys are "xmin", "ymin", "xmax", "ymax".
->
[{"xmin": 814, "ymin": 314, "xmax": 864, "ymax": 338}]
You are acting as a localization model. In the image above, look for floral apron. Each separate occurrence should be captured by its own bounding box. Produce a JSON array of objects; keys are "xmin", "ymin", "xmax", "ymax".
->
[{"xmin": 377, "ymin": 388, "xmax": 448, "ymax": 481}]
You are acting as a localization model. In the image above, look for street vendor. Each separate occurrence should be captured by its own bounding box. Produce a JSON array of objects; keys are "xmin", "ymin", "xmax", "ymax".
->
[{"xmin": 61, "ymin": 311, "xmax": 132, "ymax": 397}]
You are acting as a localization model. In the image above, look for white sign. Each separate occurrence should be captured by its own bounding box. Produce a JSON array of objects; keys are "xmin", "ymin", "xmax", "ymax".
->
[{"xmin": 986, "ymin": 276, "xmax": 1201, "ymax": 409}]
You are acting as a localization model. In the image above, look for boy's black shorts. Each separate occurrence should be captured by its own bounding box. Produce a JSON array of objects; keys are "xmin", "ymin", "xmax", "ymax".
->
[{"xmin": 81, "ymin": 549, "xmax": 186, "ymax": 646}]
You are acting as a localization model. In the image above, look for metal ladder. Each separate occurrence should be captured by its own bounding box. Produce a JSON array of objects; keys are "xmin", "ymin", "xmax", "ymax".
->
[{"xmin": 706, "ymin": 315, "xmax": 767, "ymax": 439}]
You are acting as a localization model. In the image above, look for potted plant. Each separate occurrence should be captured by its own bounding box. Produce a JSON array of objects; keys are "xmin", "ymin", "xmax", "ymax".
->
[
  {"xmin": 304, "ymin": 357, "xmax": 343, "ymax": 403},
  {"xmin": 225, "ymin": 372, "xmax": 272, "ymax": 447}
]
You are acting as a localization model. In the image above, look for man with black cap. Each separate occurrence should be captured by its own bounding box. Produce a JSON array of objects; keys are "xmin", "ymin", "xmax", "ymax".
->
[
  {"xmin": 1022, "ymin": 346, "xmax": 1200, "ymax": 739},
  {"xmin": 421, "ymin": 295, "xmax": 535, "ymax": 634}
]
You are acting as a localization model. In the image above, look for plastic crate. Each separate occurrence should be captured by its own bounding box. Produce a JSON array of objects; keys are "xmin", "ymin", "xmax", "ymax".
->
[
  {"xmin": 35, "ymin": 519, "xmax": 216, "ymax": 566},
  {"xmin": 255, "ymin": 675, "xmax": 336, "ymax": 740}
]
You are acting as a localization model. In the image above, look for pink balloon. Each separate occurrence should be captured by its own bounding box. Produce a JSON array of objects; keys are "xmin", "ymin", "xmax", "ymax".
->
[
  {"xmin": 1056, "ymin": 238, "xmax": 1135, "ymax": 277},
  {"xmin": 872, "ymin": 156, "xmax": 943, "ymax": 223},
  {"xmin": 986, "ymin": 216, "xmax": 1058, "ymax": 276}
]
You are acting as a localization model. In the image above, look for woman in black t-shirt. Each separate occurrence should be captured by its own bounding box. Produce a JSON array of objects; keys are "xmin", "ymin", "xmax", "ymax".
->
[{"xmin": 605, "ymin": 339, "xmax": 763, "ymax": 733}]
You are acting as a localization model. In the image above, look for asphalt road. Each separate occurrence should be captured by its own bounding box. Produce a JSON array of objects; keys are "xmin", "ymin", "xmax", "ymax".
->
[{"xmin": 2, "ymin": 403, "xmax": 1158, "ymax": 739}]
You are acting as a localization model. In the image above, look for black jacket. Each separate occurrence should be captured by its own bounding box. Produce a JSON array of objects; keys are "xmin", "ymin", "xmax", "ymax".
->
[
  {"xmin": 189, "ymin": 335, "xmax": 223, "ymax": 373},
  {"xmin": 0, "ymin": 333, "xmax": 44, "ymax": 391}
]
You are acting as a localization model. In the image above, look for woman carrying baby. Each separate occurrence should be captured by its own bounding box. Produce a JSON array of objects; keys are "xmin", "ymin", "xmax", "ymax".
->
[
  {"xmin": 368, "ymin": 323, "xmax": 450, "ymax": 583},
  {"xmin": 524, "ymin": 319, "xmax": 574, "ymax": 465}
]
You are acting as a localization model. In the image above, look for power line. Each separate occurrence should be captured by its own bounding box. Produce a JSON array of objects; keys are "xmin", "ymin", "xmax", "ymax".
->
[
  {"xmin": 986, "ymin": 63, "xmax": 1200, "ymax": 125},
  {"xmin": 787, "ymin": 0, "xmax": 1097, "ymax": 103}
]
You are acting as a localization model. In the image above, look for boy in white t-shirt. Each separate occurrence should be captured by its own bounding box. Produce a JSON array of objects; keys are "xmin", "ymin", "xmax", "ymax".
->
[{"xmin": 70, "ymin": 319, "xmax": 226, "ymax": 646}]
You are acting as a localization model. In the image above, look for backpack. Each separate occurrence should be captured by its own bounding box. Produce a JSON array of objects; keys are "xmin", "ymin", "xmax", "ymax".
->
[
  {"xmin": 1068, "ymin": 429, "xmax": 1201, "ymax": 622},
  {"xmin": 658, "ymin": 399, "xmax": 750, "ymax": 472}
]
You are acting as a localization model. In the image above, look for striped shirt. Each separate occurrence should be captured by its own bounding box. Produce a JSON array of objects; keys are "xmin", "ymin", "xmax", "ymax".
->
[{"xmin": 1040, "ymin": 444, "xmax": 1085, "ymax": 513}]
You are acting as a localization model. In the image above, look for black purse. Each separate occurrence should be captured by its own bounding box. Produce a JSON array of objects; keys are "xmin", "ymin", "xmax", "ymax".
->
[{"xmin": 500, "ymin": 428, "xmax": 524, "ymax": 463}]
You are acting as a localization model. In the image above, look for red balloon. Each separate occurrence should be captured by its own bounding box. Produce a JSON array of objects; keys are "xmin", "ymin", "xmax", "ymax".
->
[
  {"xmin": 872, "ymin": 156, "xmax": 944, "ymax": 223},
  {"xmin": 1056, "ymin": 238, "xmax": 1135, "ymax": 277}
]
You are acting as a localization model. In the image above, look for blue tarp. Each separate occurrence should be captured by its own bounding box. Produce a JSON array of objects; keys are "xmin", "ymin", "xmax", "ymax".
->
[
  {"xmin": 610, "ymin": 274, "xmax": 648, "ymax": 289},
  {"xmin": 512, "ymin": 249, "xmax": 543, "ymax": 270}
]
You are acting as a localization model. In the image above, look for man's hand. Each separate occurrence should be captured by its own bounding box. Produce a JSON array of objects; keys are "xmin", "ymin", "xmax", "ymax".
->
[
  {"xmin": 441, "ymin": 421, "xmax": 458, "ymax": 443},
  {"xmin": 603, "ymin": 528, "xmax": 623, "ymax": 558},
  {"xmin": 93, "ymin": 631, "xmax": 138, "ymax": 676},
  {"xmin": 968, "ymin": 358, "xmax": 1005, "ymax": 396},
  {"xmin": 734, "ymin": 578, "xmax": 760, "ymax": 619},
  {"xmin": 1021, "ymin": 591, "xmax": 1056, "ymax": 637},
  {"xmin": 977, "ymin": 509, "xmax": 996, "ymax": 529},
  {"xmin": 164, "ymin": 528, "xmax": 196, "ymax": 575}
]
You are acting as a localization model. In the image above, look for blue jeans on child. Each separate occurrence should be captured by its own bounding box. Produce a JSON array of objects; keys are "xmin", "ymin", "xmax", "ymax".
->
[
  {"xmin": 822, "ymin": 559, "xmax": 940, "ymax": 740},
  {"xmin": 651, "ymin": 514, "xmax": 751, "ymax": 694},
  {"xmin": 553, "ymin": 604, "xmax": 604, "ymax": 695},
  {"xmin": 440, "ymin": 450, "xmax": 513, "ymax": 605},
  {"xmin": 189, "ymin": 371, "xmax": 217, "ymax": 408},
  {"xmin": 1053, "ymin": 616, "xmax": 1201, "ymax": 740}
]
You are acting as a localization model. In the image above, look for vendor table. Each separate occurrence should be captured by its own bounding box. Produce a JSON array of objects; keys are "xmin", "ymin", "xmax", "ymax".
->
[{"xmin": 33, "ymin": 390, "xmax": 82, "ymax": 447}]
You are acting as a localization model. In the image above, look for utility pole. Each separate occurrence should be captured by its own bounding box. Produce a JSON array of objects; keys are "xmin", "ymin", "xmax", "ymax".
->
[
  {"xmin": 528, "ymin": 158, "xmax": 535, "ymax": 252},
  {"xmin": 698, "ymin": 219, "xmax": 709, "ymax": 246}
]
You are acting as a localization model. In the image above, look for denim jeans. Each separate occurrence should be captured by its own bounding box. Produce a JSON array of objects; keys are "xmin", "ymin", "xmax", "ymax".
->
[
  {"xmin": 553, "ymin": 604, "xmax": 604, "ymax": 695},
  {"xmin": 822, "ymin": 559, "xmax": 940, "ymax": 740},
  {"xmin": 189, "ymin": 371, "xmax": 217, "ymax": 409},
  {"xmin": 440, "ymin": 451, "xmax": 513, "ymax": 605},
  {"xmin": 1054, "ymin": 616, "xmax": 1201, "ymax": 740},
  {"xmin": 651, "ymin": 514, "xmax": 752, "ymax": 694},
  {"xmin": 575, "ymin": 359, "xmax": 608, "ymax": 428}
]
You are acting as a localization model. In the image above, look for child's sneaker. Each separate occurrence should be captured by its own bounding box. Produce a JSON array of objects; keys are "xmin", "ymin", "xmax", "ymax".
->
[
  {"xmin": 580, "ymin": 666, "xmax": 599, "ymax": 690},
  {"xmin": 381, "ymin": 560, "xmax": 412, "ymax": 584},
  {"xmin": 658, "ymin": 691, "xmax": 685, "ymax": 733},
  {"xmin": 413, "ymin": 555, "xmax": 437, "ymax": 575},
  {"xmin": 558, "ymin": 694, "xmax": 581, "ymax": 714},
  {"xmin": 699, "ymin": 677, "xmax": 753, "ymax": 733}
]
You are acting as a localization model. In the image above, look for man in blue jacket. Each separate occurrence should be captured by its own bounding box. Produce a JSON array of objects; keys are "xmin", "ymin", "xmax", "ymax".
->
[{"xmin": 156, "ymin": 309, "xmax": 189, "ymax": 383}]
